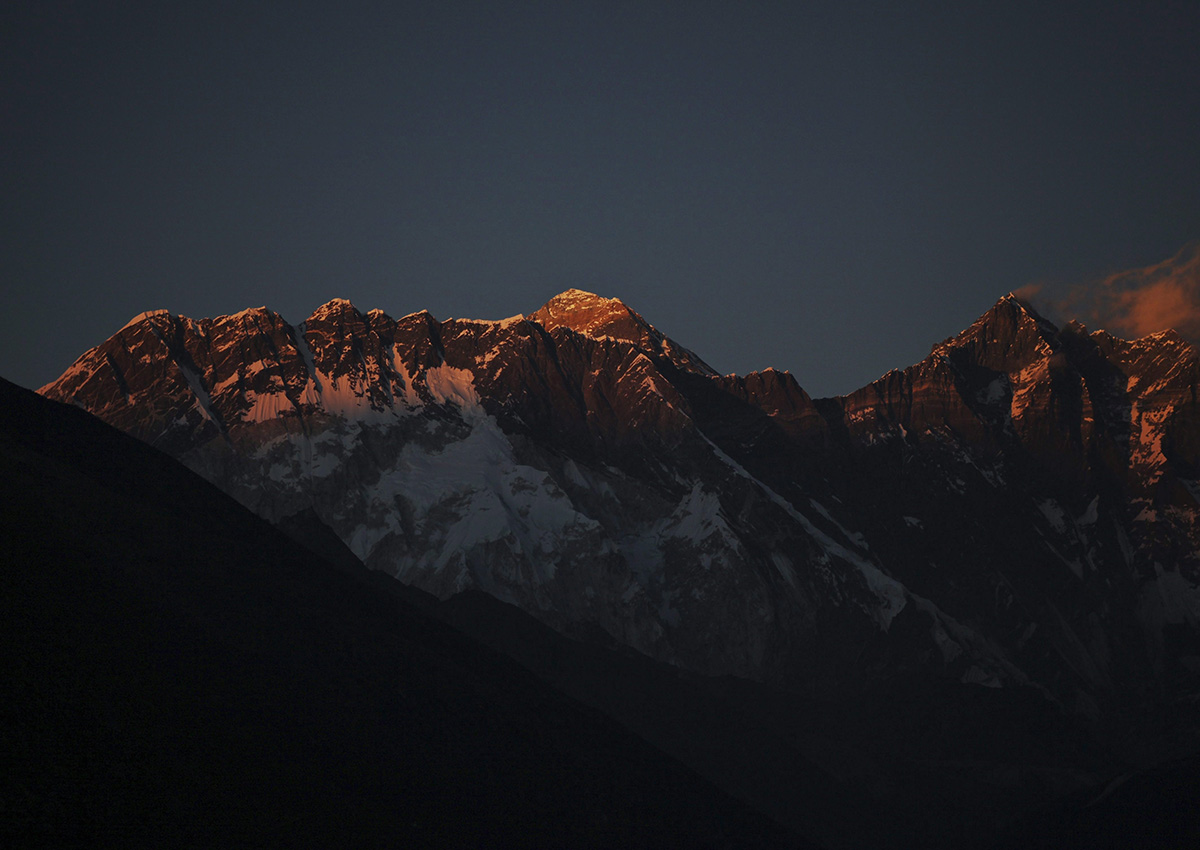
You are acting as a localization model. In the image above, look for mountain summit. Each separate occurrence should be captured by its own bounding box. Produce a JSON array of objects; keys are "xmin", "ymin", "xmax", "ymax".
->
[
  {"xmin": 531, "ymin": 288, "xmax": 717, "ymax": 376},
  {"xmin": 529, "ymin": 288, "xmax": 641, "ymax": 337}
]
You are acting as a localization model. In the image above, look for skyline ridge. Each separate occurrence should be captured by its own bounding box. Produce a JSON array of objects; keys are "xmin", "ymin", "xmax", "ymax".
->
[{"xmin": 42, "ymin": 281, "xmax": 1198, "ymax": 402}]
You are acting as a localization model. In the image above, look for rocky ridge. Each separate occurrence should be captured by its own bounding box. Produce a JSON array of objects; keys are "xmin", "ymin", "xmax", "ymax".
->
[{"xmin": 41, "ymin": 289, "xmax": 1200, "ymax": 716}]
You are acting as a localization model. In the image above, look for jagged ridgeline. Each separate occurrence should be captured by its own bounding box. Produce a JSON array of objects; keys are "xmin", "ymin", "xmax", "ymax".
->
[{"xmin": 42, "ymin": 290, "xmax": 1200, "ymax": 713}]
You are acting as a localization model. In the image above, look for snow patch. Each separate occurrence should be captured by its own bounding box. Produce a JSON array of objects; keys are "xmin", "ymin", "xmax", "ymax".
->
[
  {"xmin": 1149, "ymin": 566, "xmax": 1200, "ymax": 627},
  {"xmin": 172, "ymin": 358, "xmax": 219, "ymax": 427},
  {"xmin": 668, "ymin": 482, "xmax": 730, "ymax": 544},
  {"xmin": 562, "ymin": 458, "xmax": 589, "ymax": 488},
  {"xmin": 455, "ymin": 314, "xmax": 525, "ymax": 328},
  {"xmin": 770, "ymin": 552, "xmax": 798, "ymax": 588},
  {"xmin": 1037, "ymin": 499, "xmax": 1067, "ymax": 533},
  {"xmin": 358, "ymin": 415, "xmax": 598, "ymax": 582},
  {"xmin": 961, "ymin": 665, "xmax": 1003, "ymax": 688},
  {"xmin": 243, "ymin": 385, "xmax": 293, "ymax": 422},
  {"xmin": 700, "ymin": 431, "xmax": 907, "ymax": 629},
  {"xmin": 425, "ymin": 364, "xmax": 484, "ymax": 419},
  {"xmin": 977, "ymin": 377, "xmax": 1008, "ymax": 405},
  {"xmin": 294, "ymin": 325, "xmax": 325, "ymax": 392}
]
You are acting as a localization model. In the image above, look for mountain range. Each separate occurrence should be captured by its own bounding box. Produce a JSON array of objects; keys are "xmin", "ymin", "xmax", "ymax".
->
[{"xmin": 19, "ymin": 287, "xmax": 1200, "ymax": 845}]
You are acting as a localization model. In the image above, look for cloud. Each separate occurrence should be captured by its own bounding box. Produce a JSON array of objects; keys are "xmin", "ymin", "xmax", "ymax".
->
[
  {"xmin": 1011, "ymin": 283, "xmax": 1042, "ymax": 302},
  {"xmin": 1068, "ymin": 243, "xmax": 1200, "ymax": 341}
]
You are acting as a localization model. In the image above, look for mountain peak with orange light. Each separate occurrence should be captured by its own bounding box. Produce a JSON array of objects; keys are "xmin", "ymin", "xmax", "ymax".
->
[
  {"xmin": 530, "ymin": 289, "xmax": 642, "ymax": 337},
  {"xmin": 530, "ymin": 289, "xmax": 717, "ymax": 376}
]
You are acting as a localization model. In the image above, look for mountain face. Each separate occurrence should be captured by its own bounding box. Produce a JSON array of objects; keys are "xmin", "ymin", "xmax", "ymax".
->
[
  {"xmin": 41, "ymin": 290, "xmax": 1200, "ymax": 719},
  {"xmin": 2, "ymin": 376, "xmax": 803, "ymax": 848}
]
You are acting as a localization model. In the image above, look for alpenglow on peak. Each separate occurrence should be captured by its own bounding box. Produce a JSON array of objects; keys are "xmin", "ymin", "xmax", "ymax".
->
[
  {"xmin": 528, "ymin": 289, "xmax": 717, "ymax": 376},
  {"xmin": 529, "ymin": 289, "xmax": 634, "ymax": 336}
]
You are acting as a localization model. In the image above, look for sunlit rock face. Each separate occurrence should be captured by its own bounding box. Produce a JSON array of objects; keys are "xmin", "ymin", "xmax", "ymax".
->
[
  {"xmin": 528, "ymin": 288, "xmax": 717, "ymax": 377},
  {"xmin": 42, "ymin": 289, "xmax": 1200, "ymax": 708}
]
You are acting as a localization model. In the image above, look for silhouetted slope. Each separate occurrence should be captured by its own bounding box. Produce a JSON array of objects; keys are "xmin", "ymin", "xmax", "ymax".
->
[
  {"xmin": 989, "ymin": 750, "xmax": 1200, "ymax": 849},
  {"xmin": 0, "ymin": 377, "xmax": 804, "ymax": 848},
  {"xmin": 432, "ymin": 590, "xmax": 1132, "ymax": 850}
]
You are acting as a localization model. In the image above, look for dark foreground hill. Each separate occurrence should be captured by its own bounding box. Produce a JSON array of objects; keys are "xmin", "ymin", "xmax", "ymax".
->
[
  {"xmin": 0, "ymin": 376, "xmax": 803, "ymax": 848},
  {"xmin": 4, "ymin": 377, "xmax": 1198, "ymax": 848}
]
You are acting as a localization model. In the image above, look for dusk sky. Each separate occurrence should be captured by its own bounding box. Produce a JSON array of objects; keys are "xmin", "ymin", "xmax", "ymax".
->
[{"xmin": 4, "ymin": 1, "xmax": 1198, "ymax": 397}]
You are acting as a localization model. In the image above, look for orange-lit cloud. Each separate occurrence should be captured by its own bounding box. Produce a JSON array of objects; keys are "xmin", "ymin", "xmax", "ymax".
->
[
  {"xmin": 1011, "ymin": 283, "xmax": 1042, "ymax": 303},
  {"xmin": 1061, "ymin": 244, "xmax": 1200, "ymax": 341}
]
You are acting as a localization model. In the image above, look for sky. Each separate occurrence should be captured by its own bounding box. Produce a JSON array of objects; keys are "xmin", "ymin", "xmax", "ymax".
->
[{"xmin": 3, "ymin": 1, "xmax": 1198, "ymax": 398}]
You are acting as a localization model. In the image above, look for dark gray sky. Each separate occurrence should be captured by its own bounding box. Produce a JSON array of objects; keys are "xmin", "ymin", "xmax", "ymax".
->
[{"xmin": 4, "ymin": 1, "xmax": 1198, "ymax": 397}]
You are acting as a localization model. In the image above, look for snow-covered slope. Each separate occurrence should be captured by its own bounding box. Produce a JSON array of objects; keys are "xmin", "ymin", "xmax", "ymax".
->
[{"xmin": 40, "ymin": 289, "xmax": 1200, "ymax": 708}]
